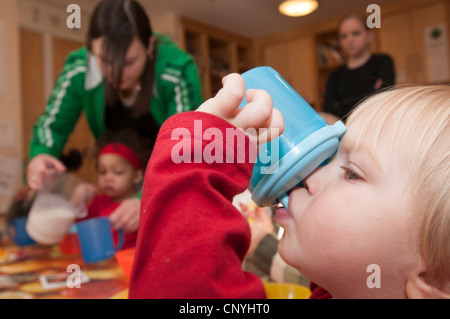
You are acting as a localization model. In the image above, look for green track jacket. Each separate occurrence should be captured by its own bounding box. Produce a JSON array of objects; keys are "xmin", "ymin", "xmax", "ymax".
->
[{"xmin": 29, "ymin": 33, "xmax": 203, "ymax": 159}]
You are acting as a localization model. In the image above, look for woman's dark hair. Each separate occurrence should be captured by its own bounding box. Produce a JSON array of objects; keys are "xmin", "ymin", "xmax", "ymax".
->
[
  {"xmin": 96, "ymin": 128, "xmax": 152, "ymax": 170},
  {"xmin": 87, "ymin": 0, "xmax": 155, "ymax": 117}
]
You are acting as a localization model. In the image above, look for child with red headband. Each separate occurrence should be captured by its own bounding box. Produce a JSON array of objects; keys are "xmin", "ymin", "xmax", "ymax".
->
[{"xmin": 73, "ymin": 129, "xmax": 150, "ymax": 249}]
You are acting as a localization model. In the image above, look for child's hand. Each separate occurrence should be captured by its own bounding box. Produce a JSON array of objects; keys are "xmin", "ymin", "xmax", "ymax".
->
[
  {"xmin": 109, "ymin": 198, "xmax": 140, "ymax": 233},
  {"xmin": 70, "ymin": 183, "xmax": 97, "ymax": 207},
  {"xmin": 240, "ymin": 202, "xmax": 275, "ymax": 255},
  {"xmin": 197, "ymin": 73, "xmax": 284, "ymax": 148}
]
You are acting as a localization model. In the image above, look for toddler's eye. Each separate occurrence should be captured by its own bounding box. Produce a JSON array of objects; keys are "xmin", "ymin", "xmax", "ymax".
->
[{"xmin": 341, "ymin": 166, "xmax": 363, "ymax": 181}]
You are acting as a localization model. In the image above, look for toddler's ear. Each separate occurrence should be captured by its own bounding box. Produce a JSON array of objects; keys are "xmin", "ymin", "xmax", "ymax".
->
[
  {"xmin": 406, "ymin": 271, "xmax": 450, "ymax": 299},
  {"xmin": 134, "ymin": 169, "xmax": 144, "ymax": 185}
]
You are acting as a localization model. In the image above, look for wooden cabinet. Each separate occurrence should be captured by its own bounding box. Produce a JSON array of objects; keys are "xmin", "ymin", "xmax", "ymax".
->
[
  {"xmin": 377, "ymin": 1, "xmax": 449, "ymax": 84},
  {"xmin": 259, "ymin": 36, "xmax": 319, "ymax": 109},
  {"xmin": 181, "ymin": 17, "xmax": 255, "ymax": 99},
  {"xmin": 52, "ymin": 36, "xmax": 97, "ymax": 185},
  {"xmin": 315, "ymin": 30, "xmax": 345, "ymax": 110},
  {"xmin": 20, "ymin": 29, "xmax": 45, "ymax": 163},
  {"xmin": 20, "ymin": 29, "xmax": 97, "ymax": 185}
]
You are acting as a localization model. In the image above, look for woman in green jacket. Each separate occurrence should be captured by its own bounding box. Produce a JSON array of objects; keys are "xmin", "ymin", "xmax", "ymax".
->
[{"xmin": 26, "ymin": 0, "xmax": 203, "ymax": 233}]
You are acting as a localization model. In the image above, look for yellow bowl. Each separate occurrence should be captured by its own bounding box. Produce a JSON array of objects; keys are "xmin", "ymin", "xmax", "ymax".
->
[{"xmin": 263, "ymin": 282, "xmax": 311, "ymax": 299}]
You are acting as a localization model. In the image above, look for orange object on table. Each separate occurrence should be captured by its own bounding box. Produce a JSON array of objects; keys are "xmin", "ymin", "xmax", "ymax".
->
[
  {"xmin": 59, "ymin": 233, "xmax": 81, "ymax": 255},
  {"xmin": 115, "ymin": 247, "xmax": 135, "ymax": 280}
]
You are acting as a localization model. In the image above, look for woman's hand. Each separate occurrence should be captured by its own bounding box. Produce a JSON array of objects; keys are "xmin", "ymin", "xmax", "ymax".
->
[
  {"xmin": 27, "ymin": 154, "xmax": 66, "ymax": 190},
  {"xmin": 109, "ymin": 197, "xmax": 140, "ymax": 233},
  {"xmin": 197, "ymin": 73, "xmax": 284, "ymax": 149}
]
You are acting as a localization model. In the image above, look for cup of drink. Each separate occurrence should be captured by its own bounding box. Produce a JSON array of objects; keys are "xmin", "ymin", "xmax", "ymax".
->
[
  {"xmin": 239, "ymin": 66, "xmax": 347, "ymax": 208},
  {"xmin": 6, "ymin": 217, "xmax": 36, "ymax": 246},
  {"xmin": 76, "ymin": 217, "xmax": 124, "ymax": 264}
]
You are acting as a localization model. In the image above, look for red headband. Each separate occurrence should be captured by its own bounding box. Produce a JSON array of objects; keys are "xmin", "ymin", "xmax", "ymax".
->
[{"xmin": 99, "ymin": 143, "xmax": 143, "ymax": 169}]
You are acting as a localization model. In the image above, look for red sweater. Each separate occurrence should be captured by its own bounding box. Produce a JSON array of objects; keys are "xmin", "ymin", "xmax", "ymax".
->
[{"xmin": 129, "ymin": 112, "xmax": 266, "ymax": 298}]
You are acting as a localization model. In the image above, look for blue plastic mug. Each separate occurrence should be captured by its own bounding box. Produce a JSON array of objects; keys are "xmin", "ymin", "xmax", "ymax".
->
[
  {"xmin": 76, "ymin": 217, "xmax": 124, "ymax": 264},
  {"xmin": 6, "ymin": 217, "xmax": 36, "ymax": 246},
  {"xmin": 239, "ymin": 66, "xmax": 347, "ymax": 208}
]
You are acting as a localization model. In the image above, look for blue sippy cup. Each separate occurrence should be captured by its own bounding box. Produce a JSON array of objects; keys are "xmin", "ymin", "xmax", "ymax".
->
[{"xmin": 239, "ymin": 67, "xmax": 346, "ymax": 208}]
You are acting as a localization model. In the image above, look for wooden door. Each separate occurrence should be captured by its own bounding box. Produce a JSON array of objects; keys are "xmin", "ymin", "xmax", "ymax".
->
[
  {"xmin": 287, "ymin": 36, "xmax": 319, "ymax": 109},
  {"xmin": 52, "ymin": 36, "xmax": 97, "ymax": 184},
  {"xmin": 261, "ymin": 41, "xmax": 290, "ymax": 82},
  {"xmin": 261, "ymin": 36, "xmax": 319, "ymax": 109},
  {"xmin": 20, "ymin": 29, "xmax": 45, "ymax": 163},
  {"xmin": 377, "ymin": 11, "xmax": 415, "ymax": 84},
  {"xmin": 21, "ymin": 30, "xmax": 97, "ymax": 185}
]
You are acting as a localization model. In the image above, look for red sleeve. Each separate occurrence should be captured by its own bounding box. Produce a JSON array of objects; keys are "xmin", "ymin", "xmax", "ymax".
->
[
  {"xmin": 309, "ymin": 282, "xmax": 333, "ymax": 299},
  {"xmin": 129, "ymin": 111, "xmax": 266, "ymax": 298}
]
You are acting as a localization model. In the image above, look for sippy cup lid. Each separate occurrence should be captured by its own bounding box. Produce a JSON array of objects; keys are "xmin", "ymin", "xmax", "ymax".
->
[{"xmin": 250, "ymin": 120, "xmax": 346, "ymax": 208}]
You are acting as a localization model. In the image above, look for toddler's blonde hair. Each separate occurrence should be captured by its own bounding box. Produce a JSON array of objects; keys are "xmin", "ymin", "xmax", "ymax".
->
[{"xmin": 346, "ymin": 85, "xmax": 450, "ymax": 289}]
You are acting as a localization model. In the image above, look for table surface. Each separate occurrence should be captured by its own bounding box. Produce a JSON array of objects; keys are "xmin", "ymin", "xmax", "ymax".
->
[{"xmin": 0, "ymin": 236, "xmax": 129, "ymax": 299}]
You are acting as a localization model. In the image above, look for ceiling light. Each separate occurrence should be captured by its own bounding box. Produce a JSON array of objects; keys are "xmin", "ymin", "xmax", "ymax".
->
[{"xmin": 279, "ymin": 0, "xmax": 319, "ymax": 17}]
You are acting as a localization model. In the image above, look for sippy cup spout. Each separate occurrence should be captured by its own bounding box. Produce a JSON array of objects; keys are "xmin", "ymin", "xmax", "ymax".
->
[{"xmin": 278, "ymin": 193, "xmax": 290, "ymax": 209}]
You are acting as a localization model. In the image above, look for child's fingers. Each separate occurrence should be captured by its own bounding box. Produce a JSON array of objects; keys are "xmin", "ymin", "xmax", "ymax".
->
[
  {"xmin": 257, "ymin": 108, "xmax": 284, "ymax": 145},
  {"xmin": 197, "ymin": 73, "xmax": 245, "ymax": 118},
  {"xmin": 234, "ymin": 89, "xmax": 273, "ymax": 130},
  {"xmin": 216, "ymin": 74, "xmax": 245, "ymax": 115}
]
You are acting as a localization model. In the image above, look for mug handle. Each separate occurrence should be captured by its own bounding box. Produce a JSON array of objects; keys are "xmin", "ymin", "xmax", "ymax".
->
[
  {"xmin": 114, "ymin": 229, "xmax": 125, "ymax": 252},
  {"xmin": 5, "ymin": 222, "xmax": 15, "ymax": 243}
]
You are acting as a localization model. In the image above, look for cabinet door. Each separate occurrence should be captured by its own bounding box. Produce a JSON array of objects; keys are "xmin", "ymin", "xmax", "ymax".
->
[
  {"xmin": 261, "ymin": 36, "xmax": 318, "ymax": 108},
  {"xmin": 261, "ymin": 41, "xmax": 290, "ymax": 81},
  {"xmin": 20, "ymin": 29, "xmax": 45, "ymax": 162},
  {"xmin": 378, "ymin": 11, "xmax": 415, "ymax": 84},
  {"xmin": 410, "ymin": 1, "xmax": 449, "ymax": 84},
  {"xmin": 287, "ymin": 36, "xmax": 318, "ymax": 108},
  {"xmin": 53, "ymin": 37, "xmax": 97, "ymax": 184}
]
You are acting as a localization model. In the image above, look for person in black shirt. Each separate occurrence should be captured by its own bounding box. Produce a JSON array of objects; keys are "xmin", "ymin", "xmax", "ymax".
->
[{"xmin": 323, "ymin": 13, "xmax": 395, "ymax": 120}]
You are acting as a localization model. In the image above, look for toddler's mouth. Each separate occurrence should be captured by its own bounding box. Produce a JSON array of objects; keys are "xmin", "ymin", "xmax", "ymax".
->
[
  {"xmin": 103, "ymin": 186, "xmax": 115, "ymax": 193},
  {"xmin": 275, "ymin": 206, "xmax": 292, "ymax": 223}
]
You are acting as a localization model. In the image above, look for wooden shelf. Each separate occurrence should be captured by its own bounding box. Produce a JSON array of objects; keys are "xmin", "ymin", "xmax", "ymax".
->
[
  {"xmin": 315, "ymin": 28, "xmax": 345, "ymax": 108},
  {"xmin": 181, "ymin": 17, "xmax": 255, "ymax": 99}
]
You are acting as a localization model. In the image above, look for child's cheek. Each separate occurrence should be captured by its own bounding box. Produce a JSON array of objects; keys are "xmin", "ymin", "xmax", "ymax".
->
[{"xmin": 295, "ymin": 193, "xmax": 350, "ymax": 257}]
